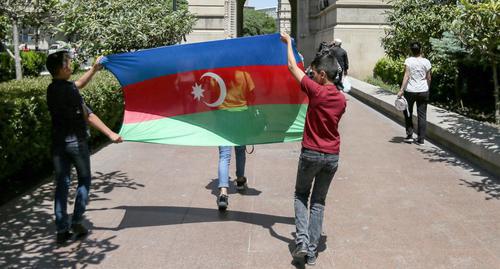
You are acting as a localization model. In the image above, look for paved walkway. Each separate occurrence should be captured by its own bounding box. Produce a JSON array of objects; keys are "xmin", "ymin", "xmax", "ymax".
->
[{"xmin": 1, "ymin": 95, "xmax": 499, "ymax": 269}]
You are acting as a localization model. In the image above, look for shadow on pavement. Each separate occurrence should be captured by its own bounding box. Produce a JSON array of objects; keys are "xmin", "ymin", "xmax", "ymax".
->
[
  {"xmin": 389, "ymin": 136, "xmax": 406, "ymax": 143},
  {"xmin": 94, "ymin": 205, "xmax": 292, "ymax": 243},
  {"xmin": 415, "ymin": 146, "xmax": 499, "ymax": 200},
  {"xmin": 0, "ymin": 170, "xmax": 142, "ymax": 268},
  {"xmin": 205, "ymin": 178, "xmax": 262, "ymax": 197}
]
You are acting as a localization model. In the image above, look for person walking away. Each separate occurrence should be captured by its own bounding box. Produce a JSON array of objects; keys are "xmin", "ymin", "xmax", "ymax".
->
[{"xmin": 397, "ymin": 41, "xmax": 432, "ymax": 145}]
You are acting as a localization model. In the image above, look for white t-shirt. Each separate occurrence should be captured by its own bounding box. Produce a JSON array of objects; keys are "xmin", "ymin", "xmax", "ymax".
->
[{"xmin": 404, "ymin": 57, "xmax": 431, "ymax": 93}]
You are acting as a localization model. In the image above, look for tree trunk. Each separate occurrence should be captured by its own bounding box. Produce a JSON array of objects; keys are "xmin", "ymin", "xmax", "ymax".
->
[
  {"xmin": 493, "ymin": 62, "xmax": 499, "ymax": 125},
  {"xmin": 12, "ymin": 18, "xmax": 22, "ymax": 80},
  {"xmin": 35, "ymin": 26, "xmax": 39, "ymax": 51}
]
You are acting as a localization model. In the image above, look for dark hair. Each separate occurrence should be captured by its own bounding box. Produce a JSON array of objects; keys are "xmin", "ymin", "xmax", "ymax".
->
[
  {"xmin": 410, "ymin": 41, "xmax": 421, "ymax": 56},
  {"xmin": 316, "ymin": 41, "xmax": 332, "ymax": 58},
  {"xmin": 46, "ymin": 51, "xmax": 70, "ymax": 76},
  {"xmin": 310, "ymin": 54, "xmax": 339, "ymax": 81}
]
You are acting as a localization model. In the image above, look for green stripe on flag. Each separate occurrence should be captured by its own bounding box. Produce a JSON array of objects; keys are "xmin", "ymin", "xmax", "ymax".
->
[{"xmin": 120, "ymin": 104, "xmax": 307, "ymax": 146}]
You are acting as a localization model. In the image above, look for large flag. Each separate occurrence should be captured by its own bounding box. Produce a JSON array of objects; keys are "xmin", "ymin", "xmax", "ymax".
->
[{"xmin": 102, "ymin": 34, "xmax": 307, "ymax": 146}]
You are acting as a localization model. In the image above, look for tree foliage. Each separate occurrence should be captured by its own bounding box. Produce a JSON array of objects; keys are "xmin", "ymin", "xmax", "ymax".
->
[
  {"xmin": 243, "ymin": 9, "xmax": 276, "ymax": 36},
  {"xmin": 0, "ymin": 15, "xmax": 9, "ymax": 42},
  {"xmin": 58, "ymin": 0, "xmax": 197, "ymax": 56},
  {"xmin": 382, "ymin": 0, "xmax": 457, "ymax": 59},
  {"xmin": 453, "ymin": 0, "xmax": 500, "ymax": 65},
  {"xmin": 452, "ymin": 0, "xmax": 500, "ymax": 124},
  {"xmin": 1, "ymin": 0, "xmax": 61, "ymax": 80}
]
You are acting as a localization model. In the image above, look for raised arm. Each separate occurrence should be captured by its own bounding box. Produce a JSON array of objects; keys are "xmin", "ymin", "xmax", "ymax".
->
[
  {"xmin": 75, "ymin": 56, "xmax": 103, "ymax": 90},
  {"xmin": 280, "ymin": 33, "xmax": 305, "ymax": 83}
]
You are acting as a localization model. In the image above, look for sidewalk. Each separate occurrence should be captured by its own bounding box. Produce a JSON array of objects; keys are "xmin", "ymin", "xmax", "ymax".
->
[{"xmin": 0, "ymin": 95, "xmax": 499, "ymax": 269}]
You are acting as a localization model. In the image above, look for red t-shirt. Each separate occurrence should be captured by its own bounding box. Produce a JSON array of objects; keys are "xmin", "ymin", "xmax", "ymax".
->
[{"xmin": 300, "ymin": 76, "xmax": 346, "ymax": 154}]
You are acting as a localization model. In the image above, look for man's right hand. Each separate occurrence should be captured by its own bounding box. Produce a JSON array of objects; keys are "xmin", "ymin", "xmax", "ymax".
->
[{"xmin": 280, "ymin": 32, "xmax": 291, "ymax": 44}]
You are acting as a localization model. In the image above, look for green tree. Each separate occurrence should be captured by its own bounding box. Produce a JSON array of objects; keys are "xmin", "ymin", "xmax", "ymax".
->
[
  {"xmin": 452, "ymin": 0, "xmax": 500, "ymax": 124},
  {"xmin": 243, "ymin": 9, "xmax": 276, "ymax": 36},
  {"xmin": 1, "ymin": 0, "xmax": 30, "ymax": 80},
  {"xmin": 22, "ymin": 0, "xmax": 60, "ymax": 51},
  {"xmin": 57, "ymin": 0, "xmax": 196, "ymax": 56},
  {"xmin": 382, "ymin": 0, "xmax": 457, "ymax": 59},
  {"xmin": 1, "ymin": 0, "xmax": 60, "ymax": 80}
]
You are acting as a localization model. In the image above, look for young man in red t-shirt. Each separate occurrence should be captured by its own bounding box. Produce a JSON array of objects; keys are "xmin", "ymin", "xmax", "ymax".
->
[{"xmin": 281, "ymin": 33, "xmax": 346, "ymax": 266}]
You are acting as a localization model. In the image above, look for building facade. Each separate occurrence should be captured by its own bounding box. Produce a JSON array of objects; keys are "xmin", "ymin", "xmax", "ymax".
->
[
  {"xmin": 186, "ymin": 0, "xmax": 389, "ymax": 78},
  {"xmin": 296, "ymin": 0, "xmax": 390, "ymax": 78}
]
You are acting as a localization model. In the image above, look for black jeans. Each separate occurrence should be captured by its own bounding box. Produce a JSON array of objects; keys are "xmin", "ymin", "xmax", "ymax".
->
[{"xmin": 403, "ymin": 91, "xmax": 429, "ymax": 142}]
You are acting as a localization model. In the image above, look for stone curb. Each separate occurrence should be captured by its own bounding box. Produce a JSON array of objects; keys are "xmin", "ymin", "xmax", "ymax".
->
[{"xmin": 347, "ymin": 77, "xmax": 500, "ymax": 177}]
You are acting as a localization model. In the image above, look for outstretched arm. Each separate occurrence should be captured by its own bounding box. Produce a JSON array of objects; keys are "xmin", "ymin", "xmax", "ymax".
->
[
  {"xmin": 86, "ymin": 113, "xmax": 123, "ymax": 143},
  {"xmin": 75, "ymin": 56, "xmax": 103, "ymax": 90},
  {"xmin": 280, "ymin": 33, "xmax": 305, "ymax": 83}
]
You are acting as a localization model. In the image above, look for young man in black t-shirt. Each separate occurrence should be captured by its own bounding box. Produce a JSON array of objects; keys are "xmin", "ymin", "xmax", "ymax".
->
[{"xmin": 46, "ymin": 51, "xmax": 122, "ymax": 244}]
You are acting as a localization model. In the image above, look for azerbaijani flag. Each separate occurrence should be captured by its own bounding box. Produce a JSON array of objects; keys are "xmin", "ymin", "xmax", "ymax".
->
[{"xmin": 102, "ymin": 33, "xmax": 307, "ymax": 146}]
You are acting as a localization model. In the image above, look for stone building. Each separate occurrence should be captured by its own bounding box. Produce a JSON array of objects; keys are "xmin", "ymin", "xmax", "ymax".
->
[{"xmin": 186, "ymin": 0, "xmax": 389, "ymax": 79}]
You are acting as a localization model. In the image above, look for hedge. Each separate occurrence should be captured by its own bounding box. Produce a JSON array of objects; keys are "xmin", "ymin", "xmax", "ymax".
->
[
  {"xmin": 0, "ymin": 51, "xmax": 48, "ymax": 82},
  {"xmin": 0, "ymin": 71, "xmax": 123, "ymax": 196}
]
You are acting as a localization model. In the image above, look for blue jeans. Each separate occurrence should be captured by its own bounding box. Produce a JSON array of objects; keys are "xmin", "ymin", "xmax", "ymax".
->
[
  {"xmin": 218, "ymin": 146, "xmax": 246, "ymax": 188},
  {"xmin": 294, "ymin": 148, "xmax": 339, "ymax": 256},
  {"xmin": 53, "ymin": 140, "xmax": 91, "ymax": 232}
]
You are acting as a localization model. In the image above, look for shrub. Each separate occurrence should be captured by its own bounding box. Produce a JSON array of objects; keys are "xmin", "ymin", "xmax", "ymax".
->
[
  {"xmin": 0, "ymin": 53, "xmax": 15, "ymax": 82},
  {"xmin": 21, "ymin": 51, "xmax": 47, "ymax": 77},
  {"xmin": 0, "ymin": 51, "xmax": 48, "ymax": 81},
  {"xmin": 0, "ymin": 71, "xmax": 123, "ymax": 192},
  {"xmin": 373, "ymin": 56, "xmax": 404, "ymax": 86}
]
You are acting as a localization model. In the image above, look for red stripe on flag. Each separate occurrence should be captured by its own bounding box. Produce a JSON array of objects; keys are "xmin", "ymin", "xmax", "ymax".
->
[{"xmin": 123, "ymin": 64, "xmax": 307, "ymax": 124}]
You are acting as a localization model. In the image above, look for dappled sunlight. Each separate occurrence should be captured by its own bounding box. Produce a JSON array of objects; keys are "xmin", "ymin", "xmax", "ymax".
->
[
  {"xmin": 0, "ymin": 170, "xmax": 142, "ymax": 268},
  {"xmin": 415, "ymin": 145, "xmax": 499, "ymax": 200}
]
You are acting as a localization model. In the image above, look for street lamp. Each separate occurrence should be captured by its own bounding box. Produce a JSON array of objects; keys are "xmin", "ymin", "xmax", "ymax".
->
[{"xmin": 173, "ymin": 0, "xmax": 177, "ymax": 11}]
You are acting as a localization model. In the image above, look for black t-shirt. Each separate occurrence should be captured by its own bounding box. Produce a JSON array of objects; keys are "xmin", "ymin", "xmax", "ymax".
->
[{"xmin": 46, "ymin": 79, "xmax": 89, "ymax": 144}]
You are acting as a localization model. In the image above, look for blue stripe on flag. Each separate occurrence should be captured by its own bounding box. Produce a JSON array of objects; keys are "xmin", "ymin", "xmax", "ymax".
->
[{"xmin": 101, "ymin": 34, "xmax": 302, "ymax": 87}]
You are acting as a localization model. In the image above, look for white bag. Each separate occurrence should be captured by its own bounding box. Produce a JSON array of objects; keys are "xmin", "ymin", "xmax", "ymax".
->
[
  {"xmin": 342, "ymin": 77, "xmax": 351, "ymax": 93},
  {"xmin": 395, "ymin": 96, "xmax": 409, "ymax": 114}
]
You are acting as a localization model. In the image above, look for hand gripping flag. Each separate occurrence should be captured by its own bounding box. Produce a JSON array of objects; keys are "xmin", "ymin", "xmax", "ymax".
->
[{"xmin": 101, "ymin": 34, "xmax": 307, "ymax": 146}]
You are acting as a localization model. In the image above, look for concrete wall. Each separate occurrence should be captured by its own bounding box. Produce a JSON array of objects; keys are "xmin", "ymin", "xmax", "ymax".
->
[
  {"xmin": 299, "ymin": 0, "xmax": 390, "ymax": 79},
  {"xmin": 185, "ymin": 0, "xmax": 229, "ymax": 43}
]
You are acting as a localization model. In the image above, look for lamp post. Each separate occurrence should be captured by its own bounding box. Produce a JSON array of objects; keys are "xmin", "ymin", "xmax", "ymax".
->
[{"xmin": 173, "ymin": 0, "xmax": 177, "ymax": 11}]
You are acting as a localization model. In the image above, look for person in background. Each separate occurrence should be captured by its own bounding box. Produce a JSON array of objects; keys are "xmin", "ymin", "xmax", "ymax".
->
[
  {"xmin": 397, "ymin": 41, "xmax": 432, "ymax": 145},
  {"xmin": 329, "ymin": 38, "xmax": 349, "ymax": 83}
]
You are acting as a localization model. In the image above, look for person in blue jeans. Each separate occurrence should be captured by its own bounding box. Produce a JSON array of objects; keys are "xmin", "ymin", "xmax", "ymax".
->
[
  {"xmin": 217, "ymin": 146, "xmax": 247, "ymax": 210},
  {"xmin": 46, "ymin": 51, "xmax": 122, "ymax": 244},
  {"xmin": 281, "ymin": 33, "xmax": 346, "ymax": 265}
]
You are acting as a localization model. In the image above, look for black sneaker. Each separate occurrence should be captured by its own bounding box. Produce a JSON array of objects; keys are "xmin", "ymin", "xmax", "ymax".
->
[
  {"xmin": 414, "ymin": 139, "xmax": 424, "ymax": 145},
  {"xmin": 235, "ymin": 176, "xmax": 247, "ymax": 192},
  {"xmin": 71, "ymin": 223, "xmax": 89, "ymax": 238},
  {"xmin": 403, "ymin": 135, "xmax": 413, "ymax": 143},
  {"xmin": 56, "ymin": 230, "xmax": 73, "ymax": 245},
  {"xmin": 292, "ymin": 243, "xmax": 308, "ymax": 260},
  {"xmin": 217, "ymin": 194, "xmax": 228, "ymax": 211},
  {"xmin": 306, "ymin": 254, "xmax": 317, "ymax": 266}
]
